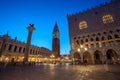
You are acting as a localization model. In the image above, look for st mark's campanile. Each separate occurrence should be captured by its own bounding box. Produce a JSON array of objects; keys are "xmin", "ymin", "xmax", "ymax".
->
[{"xmin": 52, "ymin": 22, "xmax": 60, "ymax": 57}]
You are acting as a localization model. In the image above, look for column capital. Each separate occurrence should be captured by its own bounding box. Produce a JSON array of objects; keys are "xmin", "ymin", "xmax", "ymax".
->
[{"xmin": 27, "ymin": 24, "xmax": 35, "ymax": 32}]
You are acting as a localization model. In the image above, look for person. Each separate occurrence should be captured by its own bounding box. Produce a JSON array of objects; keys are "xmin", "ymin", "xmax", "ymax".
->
[{"xmin": 11, "ymin": 58, "xmax": 16, "ymax": 66}]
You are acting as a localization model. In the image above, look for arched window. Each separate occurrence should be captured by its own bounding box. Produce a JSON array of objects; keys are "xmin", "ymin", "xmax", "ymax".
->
[
  {"xmin": 116, "ymin": 29, "xmax": 120, "ymax": 32},
  {"xmin": 14, "ymin": 46, "xmax": 17, "ymax": 52},
  {"xmin": 101, "ymin": 36, "xmax": 105, "ymax": 40},
  {"xmin": 76, "ymin": 40, "xmax": 79, "ymax": 45},
  {"xmin": 78, "ymin": 36, "xmax": 81, "ymax": 39},
  {"xmin": 19, "ymin": 47, "xmax": 22, "ymax": 53},
  {"xmin": 108, "ymin": 35, "xmax": 112, "ymax": 40},
  {"xmin": 91, "ymin": 38, "xmax": 94, "ymax": 41},
  {"xmin": 96, "ymin": 37, "xmax": 99, "ymax": 41},
  {"xmin": 74, "ymin": 37, "xmax": 76, "ymax": 40},
  {"xmin": 103, "ymin": 32, "xmax": 107, "ymax": 35},
  {"xmin": 102, "ymin": 14, "xmax": 114, "ymax": 24},
  {"xmin": 87, "ymin": 35, "xmax": 90, "ymax": 37},
  {"xmin": 30, "ymin": 49, "xmax": 32, "ymax": 54},
  {"xmin": 8, "ymin": 44, "xmax": 12, "ymax": 51},
  {"xmin": 79, "ymin": 21, "xmax": 87, "ymax": 29},
  {"xmin": 81, "ymin": 40, "xmax": 83, "ymax": 44},
  {"xmin": 92, "ymin": 34, "xmax": 96, "ymax": 37},
  {"xmin": 85, "ymin": 39, "xmax": 88, "ymax": 42},
  {"xmin": 114, "ymin": 34, "xmax": 119, "ymax": 38},
  {"xmin": 23, "ymin": 48, "xmax": 25, "ymax": 53},
  {"xmin": 109, "ymin": 31, "xmax": 113, "ymax": 34},
  {"xmin": 97, "ymin": 33, "xmax": 101, "ymax": 36}
]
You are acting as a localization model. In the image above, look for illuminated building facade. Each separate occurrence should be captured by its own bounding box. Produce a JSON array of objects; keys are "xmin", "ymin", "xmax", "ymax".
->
[
  {"xmin": 0, "ymin": 33, "xmax": 52, "ymax": 63},
  {"xmin": 68, "ymin": 0, "xmax": 120, "ymax": 64}
]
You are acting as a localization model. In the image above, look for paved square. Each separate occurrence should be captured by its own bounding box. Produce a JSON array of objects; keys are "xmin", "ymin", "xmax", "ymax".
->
[{"xmin": 0, "ymin": 64, "xmax": 120, "ymax": 80}]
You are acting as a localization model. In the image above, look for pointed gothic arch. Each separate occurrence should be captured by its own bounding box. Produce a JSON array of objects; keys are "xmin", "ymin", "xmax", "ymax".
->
[
  {"xmin": 96, "ymin": 37, "xmax": 100, "ymax": 41},
  {"xmin": 94, "ymin": 50, "xmax": 103, "ymax": 64},
  {"xmin": 73, "ymin": 52, "xmax": 81, "ymax": 60},
  {"xmin": 101, "ymin": 36, "xmax": 105, "ymax": 40},
  {"xmin": 114, "ymin": 34, "xmax": 119, "ymax": 38},
  {"xmin": 106, "ymin": 49, "xmax": 118, "ymax": 64},
  {"xmin": 83, "ymin": 51, "xmax": 92, "ymax": 64}
]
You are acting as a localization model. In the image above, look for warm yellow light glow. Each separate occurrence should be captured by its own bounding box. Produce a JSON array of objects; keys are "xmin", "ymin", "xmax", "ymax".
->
[
  {"xmin": 45, "ymin": 57, "xmax": 47, "ymax": 60},
  {"xmin": 77, "ymin": 48, "xmax": 80, "ymax": 52},
  {"xmin": 80, "ymin": 45, "xmax": 83, "ymax": 48},
  {"xmin": 5, "ymin": 57, "xmax": 9, "ymax": 61},
  {"xmin": 79, "ymin": 21, "xmax": 87, "ymax": 29},
  {"xmin": 103, "ymin": 14, "xmax": 114, "ymax": 24},
  {"xmin": 50, "ymin": 54, "xmax": 55, "ymax": 58},
  {"xmin": 31, "ymin": 57, "xmax": 35, "ymax": 61},
  {"xmin": 84, "ymin": 47, "xmax": 87, "ymax": 51}
]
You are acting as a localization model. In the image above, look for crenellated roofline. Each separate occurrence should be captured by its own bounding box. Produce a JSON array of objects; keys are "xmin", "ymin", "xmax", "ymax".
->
[{"xmin": 67, "ymin": 0, "xmax": 119, "ymax": 18}]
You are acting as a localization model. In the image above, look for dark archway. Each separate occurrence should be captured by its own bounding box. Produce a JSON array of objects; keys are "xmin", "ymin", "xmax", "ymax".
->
[
  {"xmin": 94, "ymin": 50, "xmax": 103, "ymax": 64},
  {"xmin": 73, "ymin": 52, "xmax": 81, "ymax": 60},
  {"xmin": 106, "ymin": 49, "xmax": 118, "ymax": 64},
  {"xmin": 73, "ymin": 52, "xmax": 81, "ymax": 64},
  {"xmin": 83, "ymin": 51, "xmax": 92, "ymax": 64}
]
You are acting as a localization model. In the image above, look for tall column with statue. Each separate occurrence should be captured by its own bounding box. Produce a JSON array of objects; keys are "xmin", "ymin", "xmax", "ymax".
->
[{"xmin": 24, "ymin": 24, "xmax": 35, "ymax": 63}]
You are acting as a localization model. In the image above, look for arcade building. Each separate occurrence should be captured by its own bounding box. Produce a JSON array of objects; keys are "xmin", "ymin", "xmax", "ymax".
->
[{"xmin": 68, "ymin": 0, "xmax": 120, "ymax": 64}]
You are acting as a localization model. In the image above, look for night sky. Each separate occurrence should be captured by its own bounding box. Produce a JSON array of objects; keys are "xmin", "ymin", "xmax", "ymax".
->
[{"xmin": 0, "ymin": 0, "xmax": 110, "ymax": 55}]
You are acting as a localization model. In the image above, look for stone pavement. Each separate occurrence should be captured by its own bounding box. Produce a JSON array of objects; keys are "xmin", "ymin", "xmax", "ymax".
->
[{"xmin": 0, "ymin": 64, "xmax": 120, "ymax": 80}]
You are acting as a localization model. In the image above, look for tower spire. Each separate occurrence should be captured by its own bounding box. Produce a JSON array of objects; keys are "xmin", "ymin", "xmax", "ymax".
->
[
  {"xmin": 52, "ymin": 22, "xmax": 60, "ymax": 57},
  {"xmin": 53, "ymin": 22, "xmax": 59, "ymax": 39}
]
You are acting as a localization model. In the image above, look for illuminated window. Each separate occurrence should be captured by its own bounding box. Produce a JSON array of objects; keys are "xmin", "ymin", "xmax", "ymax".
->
[
  {"xmin": 103, "ymin": 14, "xmax": 114, "ymax": 24},
  {"xmin": 79, "ymin": 21, "xmax": 87, "ymax": 29}
]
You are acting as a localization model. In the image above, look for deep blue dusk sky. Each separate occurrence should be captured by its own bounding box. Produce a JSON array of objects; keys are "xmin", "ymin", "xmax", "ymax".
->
[{"xmin": 0, "ymin": 0, "xmax": 110, "ymax": 55}]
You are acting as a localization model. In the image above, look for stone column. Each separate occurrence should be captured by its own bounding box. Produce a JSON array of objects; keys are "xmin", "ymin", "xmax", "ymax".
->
[
  {"xmin": 11, "ymin": 45, "xmax": 15, "ymax": 52},
  {"xmin": 17, "ymin": 46, "xmax": 19, "ymax": 52},
  {"xmin": 80, "ymin": 53, "xmax": 84, "ymax": 63},
  {"xmin": 91, "ymin": 54, "xmax": 95, "ymax": 64},
  {"xmin": 24, "ymin": 24, "xmax": 35, "ymax": 63}
]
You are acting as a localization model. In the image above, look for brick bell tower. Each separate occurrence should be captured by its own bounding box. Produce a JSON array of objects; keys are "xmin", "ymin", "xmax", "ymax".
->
[{"xmin": 52, "ymin": 22, "xmax": 60, "ymax": 58}]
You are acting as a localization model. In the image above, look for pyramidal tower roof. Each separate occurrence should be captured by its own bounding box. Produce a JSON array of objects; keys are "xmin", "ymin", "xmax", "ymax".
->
[{"xmin": 53, "ymin": 22, "xmax": 59, "ymax": 33}]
